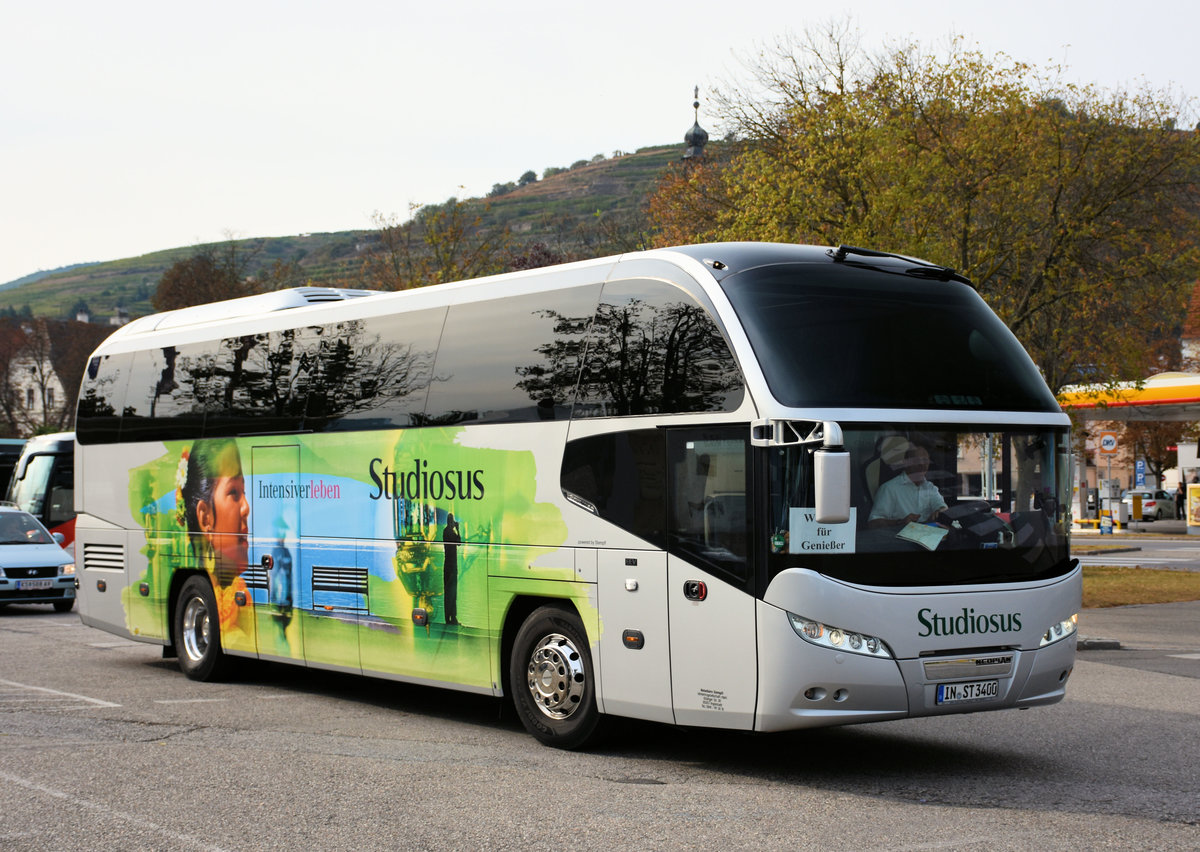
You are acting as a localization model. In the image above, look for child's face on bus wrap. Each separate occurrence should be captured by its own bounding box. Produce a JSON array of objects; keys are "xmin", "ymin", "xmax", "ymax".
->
[{"xmin": 197, "ymin": 444, "xmax": 249, "ymax": 568}]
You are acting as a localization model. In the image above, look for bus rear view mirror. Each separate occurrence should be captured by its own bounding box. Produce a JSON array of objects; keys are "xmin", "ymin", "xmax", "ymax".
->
[{"xmin": 815, "ymin": 447, "xmax": 851, "ymax": 524}]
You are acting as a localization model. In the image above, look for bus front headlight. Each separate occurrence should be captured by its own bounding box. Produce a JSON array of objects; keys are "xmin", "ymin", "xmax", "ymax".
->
[
  {"xmin": 1039, "ymin": 613, "xmax": 1078, "ymax": 647},
  {"xmin": 787, "ymin": 612, "xmax": 892, "ymax": 658}
]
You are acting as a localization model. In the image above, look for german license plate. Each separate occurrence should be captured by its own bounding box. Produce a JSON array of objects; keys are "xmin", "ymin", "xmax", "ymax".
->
[
  {"xmin": 17, "ymin": 578, "xmax": 54, "ymax": 591},
  {"xmin": 936, "ymin": 679, "xmax": 998, "ymax": 704}
]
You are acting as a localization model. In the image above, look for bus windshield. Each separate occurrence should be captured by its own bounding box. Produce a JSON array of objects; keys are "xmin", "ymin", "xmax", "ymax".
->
[
  {"xmin": 767, "ymin": 424, "xmax": 1071, "ymax": 587},
  {"xmin": 9, "ymin": 454, "xmax": 57, "ymax": 518},
  {"xmin": 720, "ymin": 262, "xmax": 1061, "ymax": 413}
]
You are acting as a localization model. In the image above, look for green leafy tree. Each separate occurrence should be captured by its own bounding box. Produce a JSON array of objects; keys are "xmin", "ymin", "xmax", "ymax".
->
[
  {"xmin": 361, "ymin": 199, "xmax": 511, "ymax": 290},
  {"xmin": 650, "ymin": 23, "xmax": 1200, "ymax": 393}
]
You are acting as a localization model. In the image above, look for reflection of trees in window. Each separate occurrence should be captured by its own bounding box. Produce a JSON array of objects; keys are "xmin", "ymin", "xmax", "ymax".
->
[
  {"xmin": 78, "ymin": 385, "xmax": 117, "ymax": 419},
  {"xmin": 576, "ymin": 297, "xmax": 743, "ymax": 417},
  {"xmin": 514, "ymin": 309, "xmax": 594, "ymax": 413},
  {"xmin": 75, "ymin": 355, "xmax": 124, "ymax": 443},
  {"xmin": 300, "ymin": 321, "xmax": 438, "ymax": 430},
  {"xmin": 138, "ymin": 319, "xmax": 440, "ymax": 437},
  {"xmin": 78, "ymin": 356, "xmax": 120, "ymax": 419},
  {"xmin": 426, "ymin": 288, "xmax": 598, "ymax": 424}
]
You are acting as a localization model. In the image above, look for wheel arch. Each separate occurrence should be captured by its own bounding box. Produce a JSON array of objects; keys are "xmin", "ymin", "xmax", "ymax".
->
[
  {"xmin": 165, "ymin": 567, "xmax": 207, "ymax": 657},
  {"xmin": 499, "ymin": 594, "xmax": 585, "ymax": 699}
]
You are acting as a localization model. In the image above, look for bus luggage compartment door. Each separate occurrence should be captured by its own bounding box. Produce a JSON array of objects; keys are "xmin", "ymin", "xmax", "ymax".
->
[
  {"xmin": 596, "ymin": 549, "xmax": 674, "ymax": 724},
  {"xmin": 249, "ymin": 445, "xmax": 302, "ymax": 664},
  {"xmin": 76, "ymin": 528, "xmax": 133, "ymax": 638}
]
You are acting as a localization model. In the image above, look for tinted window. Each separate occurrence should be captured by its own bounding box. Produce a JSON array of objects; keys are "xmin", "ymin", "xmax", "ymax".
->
[
  {"xmin": 574, "ymin": 279, "xmax": 743, "ymax": 419},
  {"xmin": 720, "ymin": 263, "xmax": 1061, "ymax": 412},
  {"xmin": 561, "ymin": 429, "xmax": 666, "ymax": 548},
  {"xmin": 424, "ymin": 286, "xmax": 600, "ymax": 425},
  {"xmin": 76, "ymin": 354, "xmax": 129, "ymax": 445},
  {"xmin": 120, "ymin": 346, "xmax": 206, "ymax": 442},
  {"xmin": 304, "ymin": 311, "xmax": 443, "ymax": 432},
  {"xmin": 44, "ymin": 460, "xmax": 75, "ymax": 526},
  {"xmin": 196, "ymin": 333, "xmax": 310, "ymax": 437}
]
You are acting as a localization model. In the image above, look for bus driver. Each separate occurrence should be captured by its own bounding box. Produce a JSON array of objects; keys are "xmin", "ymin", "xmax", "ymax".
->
[{"xmin": 868, "ymin": 445, "xmax": 946, "ymax": 529}]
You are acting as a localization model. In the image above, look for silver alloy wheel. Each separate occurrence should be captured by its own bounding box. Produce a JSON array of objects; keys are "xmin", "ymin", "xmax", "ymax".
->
[
  {"xmin": 181, "ymin": 593, "xmax": 211, "ymax": 663},
  {"xmin": 526, "ymin": 632, "xmax": 586, "ymax": 720}
]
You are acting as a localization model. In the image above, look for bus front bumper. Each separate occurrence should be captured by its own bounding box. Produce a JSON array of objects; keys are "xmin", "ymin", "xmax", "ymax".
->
[{"xmin": 754, "ymin": 605, "xmax": 1076, "ymax": 732}]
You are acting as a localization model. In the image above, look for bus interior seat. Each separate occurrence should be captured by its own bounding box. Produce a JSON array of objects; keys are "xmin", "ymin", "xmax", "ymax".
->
[
  {"xmin": 862, "ymin": 435, "xmax": 909, "ymax": 503},
  {"xmin": 701, "ymin": 452, "xmax": 747, "ymax": 556}
]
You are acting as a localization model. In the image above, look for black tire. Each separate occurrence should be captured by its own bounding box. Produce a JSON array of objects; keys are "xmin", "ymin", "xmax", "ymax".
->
[
  {"xmin": 174, "ymin": 575, "xmax": 231, "ymax": 681},
  {"xmin": 509, "ymin": 605, "xmax": 603, "ymax": 749},
  {"xmin": 53, "ymin": 598, "xmax": 75, "ymax": 613}
]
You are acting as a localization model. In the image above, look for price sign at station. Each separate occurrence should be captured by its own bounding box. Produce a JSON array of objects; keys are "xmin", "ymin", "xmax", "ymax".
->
[{"xmin": 1099, "ymin": 432, "xmax": 1118, "ymax": 455}]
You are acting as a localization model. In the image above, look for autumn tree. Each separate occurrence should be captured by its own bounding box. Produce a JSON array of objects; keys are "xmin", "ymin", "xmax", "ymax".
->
[
  {"xmin": 153, "ymin": 247, "xmax": 255, "ymax": 311},
  {"xmin": 650, "ymin": 23, "xmax": 1200, "ymax": 393},
  {"xmin": 1117, "ymin": 420, "xmax": 1198, "ymax": 489},
  {"xmin": 361, "ymin": 199, "xmax": 511, "ymax": 291},
  {"xmin": 506, "ymin": 242, "xmax": 569, "ymax": 272},
  {"xmin": 252, "ymin": 259, "xmax": 307, "ymax": 292},
  {"xmin": 0, "ymin": 318, "xmax": 112, "ymax": 436},
  {"xmin": 0, "ymin": 320, "xmax": 27, "ymax": 434}
]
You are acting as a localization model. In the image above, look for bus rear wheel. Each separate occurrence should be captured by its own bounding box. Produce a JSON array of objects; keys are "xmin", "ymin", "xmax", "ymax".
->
[
  {"xmin": 174, "ymin": 575, "xmax": 231, "ymax": 681},
  {"xmin": 510, "ymin": 605, "xmax": 602, "ymax": 749}
]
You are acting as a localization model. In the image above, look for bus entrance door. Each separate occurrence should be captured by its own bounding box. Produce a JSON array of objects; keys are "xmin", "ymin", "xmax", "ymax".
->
[
  {"xmin": 667, "ymin": 557, "xmax": 757, "ymax": 729},
  {"xmin": 249, "ymin": 445, "xmax": 303, "ymax": 663}
]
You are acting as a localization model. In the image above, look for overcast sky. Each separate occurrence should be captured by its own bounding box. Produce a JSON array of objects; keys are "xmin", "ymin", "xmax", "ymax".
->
[{"xmin": 2, "ymin": 0, "xmax": 1197, "ymax": 287}]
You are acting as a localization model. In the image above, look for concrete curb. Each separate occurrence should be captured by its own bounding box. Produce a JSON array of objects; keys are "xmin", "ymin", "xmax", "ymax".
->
[{"xmin": 1077, "ymin": 636, "xmax": 1122, "ymax": 650}]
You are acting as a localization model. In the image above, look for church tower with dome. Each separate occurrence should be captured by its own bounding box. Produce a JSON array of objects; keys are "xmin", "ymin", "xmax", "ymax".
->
[{"xmin": 682, "ymin": 86, "xmax": 708, "ymax": 161}]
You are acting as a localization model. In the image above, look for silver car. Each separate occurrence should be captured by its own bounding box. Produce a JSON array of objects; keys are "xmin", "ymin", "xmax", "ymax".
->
[
  {"xmin": 1121, "ymin": 489, "xmax": 1172, "ymax": 521},
  {"xmin": 0, "ymin": 504, "xmax": 76, "ymax": 612}
]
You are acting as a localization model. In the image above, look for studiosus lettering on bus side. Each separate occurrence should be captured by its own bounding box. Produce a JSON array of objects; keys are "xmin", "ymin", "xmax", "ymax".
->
[{"xmin": 368, "ymin": 458, "xmax": 485, "ymax": 501}]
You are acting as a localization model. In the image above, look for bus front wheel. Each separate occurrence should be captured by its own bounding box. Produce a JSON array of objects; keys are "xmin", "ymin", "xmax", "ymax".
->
[
  {"xmin": 174, "ymin": 575, "xmax": 231, "ymax": 681},
  {"xmin": 510, "ymin": 605, "xmax": 603, "ymax": 749}
]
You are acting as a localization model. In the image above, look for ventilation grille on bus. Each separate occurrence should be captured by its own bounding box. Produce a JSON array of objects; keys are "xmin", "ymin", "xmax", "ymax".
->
[
  {"xmin": 292, "ymin": 287, "xmax": 378, "ymax": 303},
  {"xmin": 83, "ymin": 542, "xmax": 125, "ymax": 571}
]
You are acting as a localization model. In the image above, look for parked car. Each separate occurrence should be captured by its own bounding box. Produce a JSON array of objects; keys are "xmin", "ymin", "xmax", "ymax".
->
[
  {"xmin": 1121, "ymin": 489, "xmax": 1172, "ymax": 521},
  {"xmin": 0, "ymin": 503, "xmax": 76, "ymax": 612}
]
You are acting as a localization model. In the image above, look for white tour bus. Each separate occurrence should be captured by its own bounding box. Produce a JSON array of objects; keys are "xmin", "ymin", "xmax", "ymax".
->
[{"xmin": 74, "ymin": 242, "xmax": 1079, "ymax": 748}]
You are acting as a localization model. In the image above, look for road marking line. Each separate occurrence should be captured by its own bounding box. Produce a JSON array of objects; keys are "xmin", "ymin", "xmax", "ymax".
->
[
  {"xmin": 153, "ymin": 698, "xmax": 229, "ymax": 704},
  {"xmin": 0, "ymin": 769, "xmax": 229, "ymax": 852},
  {"xmin": 88, "ymin": 640, "xmax": 142, "ymax": 648},
  {"xmin": 1167, "ymin": 653, "xmax": 1200, "ymax": 660},
  {"xmin": 0, "ymin": 678, "xmax": 120, "ymax": 708}
]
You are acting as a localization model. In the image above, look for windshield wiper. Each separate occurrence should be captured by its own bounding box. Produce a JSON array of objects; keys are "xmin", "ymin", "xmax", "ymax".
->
[{"xmin": 829, "ymin": 244, "xmax": 974, "ymax": 287}]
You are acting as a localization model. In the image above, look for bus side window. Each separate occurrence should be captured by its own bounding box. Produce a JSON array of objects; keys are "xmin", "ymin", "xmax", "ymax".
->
[
  {"xmin": 560, "ymin": 429, "xmax": 666, "ymax": 548},
  {"xmin": 46, "ymin": 462, "xmax": 75, "ymax": 526},
  {"xmin": 666, "ymin": 429, "xmax": 750, "ymax": 581},
  {"xmin": 574, "ymin": 278, "xmax": 744, "ymax": 419},
  {"xmin": 306, "ymin": 313, "xmax": 443, "ymax": 432},
  {"xmin": 76, "ymin": 353, "xmax": 130, "ymax": 445},
  {"xmin": 120, "ymin": 346, "xmax": 207, "ymax": 442},
  {"xmin": 427, "ymin": 286, "xmax": 600, "ymax": 425}
]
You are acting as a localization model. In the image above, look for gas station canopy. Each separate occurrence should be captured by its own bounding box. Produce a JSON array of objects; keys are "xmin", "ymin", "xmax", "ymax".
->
[{"xmin": 1058, "ymin": 373, "xmax": 1200, "ymax": 422}]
